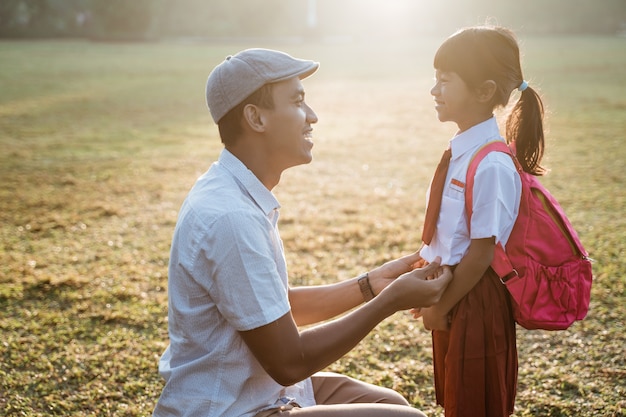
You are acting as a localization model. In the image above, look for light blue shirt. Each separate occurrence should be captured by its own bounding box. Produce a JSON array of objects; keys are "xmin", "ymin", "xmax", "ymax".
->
[
  {"xmin": 154, "ymin": 149, "xmax": 315, "ymax": 417},
  {"xmin": 420, "ymin": 117, "xmax": 522, "ymax": 265}
]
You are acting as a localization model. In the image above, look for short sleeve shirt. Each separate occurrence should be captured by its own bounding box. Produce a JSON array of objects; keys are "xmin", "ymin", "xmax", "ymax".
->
[
  {"xmin": 153, "ymin": 149, "xmax": 315, "ymax": 417},
  {"xmin": 420, "ymin": 117, "xmax": 522, "ymax": 266}
]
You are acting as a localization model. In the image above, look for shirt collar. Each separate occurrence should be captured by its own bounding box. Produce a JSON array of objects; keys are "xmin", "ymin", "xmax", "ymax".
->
[
  {"xmin": 217, "ymin": 149, "xmax": 281, "ymax": 216},
  {"xmin": 449, "ymin": 116, "xmax": 502, "ymax": 160}
]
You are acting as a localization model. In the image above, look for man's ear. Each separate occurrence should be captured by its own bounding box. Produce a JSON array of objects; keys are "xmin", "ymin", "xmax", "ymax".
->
[
  {"xmin": 476, "ymin": 80, "xmax": 497, "ymax": 103},
  {"xmin": 243, "ymin": 104, "xmax": 266, "ymax": 133}
]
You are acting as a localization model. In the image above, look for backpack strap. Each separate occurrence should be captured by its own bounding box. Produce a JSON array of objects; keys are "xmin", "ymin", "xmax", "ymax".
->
[{"xmin": 465, "ymin": 141, "xmax": 520, "ymax": 283}]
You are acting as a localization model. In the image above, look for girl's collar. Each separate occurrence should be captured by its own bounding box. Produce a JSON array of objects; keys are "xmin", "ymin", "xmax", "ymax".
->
[{"xmin": 449, "ymin": 116, "xmax": 501, "ymax": 159}]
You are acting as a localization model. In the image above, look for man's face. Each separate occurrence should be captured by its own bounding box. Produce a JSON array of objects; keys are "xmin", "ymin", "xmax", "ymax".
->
[{"xmin": 261, "ymin": 77, "xmax": 318, "ymax": 170}]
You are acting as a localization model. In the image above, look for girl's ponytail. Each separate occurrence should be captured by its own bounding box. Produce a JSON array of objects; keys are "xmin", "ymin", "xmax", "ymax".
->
[{"xmin": 505, "ymin": 85, "xmax": 546, "ymax": 176}]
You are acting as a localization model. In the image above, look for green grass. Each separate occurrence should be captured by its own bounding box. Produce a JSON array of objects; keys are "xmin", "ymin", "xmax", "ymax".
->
[{"xmin": 1, "ymin": 36, "xmax": 625, "ymax": 416}]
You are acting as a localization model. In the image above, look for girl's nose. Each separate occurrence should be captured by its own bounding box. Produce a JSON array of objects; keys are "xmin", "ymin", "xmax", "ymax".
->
[{"xmin": 430, "ymin": 83, "xmax": 439, "ymax": 96}]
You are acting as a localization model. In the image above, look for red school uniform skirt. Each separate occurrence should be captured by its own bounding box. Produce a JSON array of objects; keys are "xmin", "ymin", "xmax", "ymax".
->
[{"xmin": 432, "ymin": 267, "xmax": 518, "ymax": 417}]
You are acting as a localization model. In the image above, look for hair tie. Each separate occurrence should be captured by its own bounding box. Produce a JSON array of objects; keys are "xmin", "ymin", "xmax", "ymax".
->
[{"xmin": 518, "ymin": 80, "xmax": 529, "ymax": 92}]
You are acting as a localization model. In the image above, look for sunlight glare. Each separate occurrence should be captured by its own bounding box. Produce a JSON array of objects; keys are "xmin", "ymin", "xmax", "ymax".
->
[{"xmin": 356, "ymin": 0, "xmax": 442, "ymax": 38}]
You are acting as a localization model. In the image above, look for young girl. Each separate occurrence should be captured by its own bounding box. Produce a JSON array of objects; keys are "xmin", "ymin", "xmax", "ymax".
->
[{"xmin": 417, "ymin": 26, "xmax": 547, "ymax": 417}]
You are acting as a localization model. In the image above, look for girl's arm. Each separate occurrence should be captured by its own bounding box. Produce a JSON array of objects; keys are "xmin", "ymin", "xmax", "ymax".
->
[{"xmin": 422, "ymin": 237, "xmax": 495, "ymax": 330}]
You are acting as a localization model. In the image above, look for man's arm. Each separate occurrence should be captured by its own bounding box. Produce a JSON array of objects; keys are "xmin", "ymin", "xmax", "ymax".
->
[
  {"xmin": 288, "ymin": 251, "xmax": 424, "ymax": 326},
  {"xmin": 239, "ymin": 261, "xmax": 452, "ymax": 386},
  {"xmin": 288, "ymin": 281, "xmax": 362, "ymax": 326}
]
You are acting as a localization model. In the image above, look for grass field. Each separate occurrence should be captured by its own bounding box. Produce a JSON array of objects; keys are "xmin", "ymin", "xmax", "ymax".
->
[{"xmin": 0, "ymin": 35, "xmax": 625, "ymax": 416}]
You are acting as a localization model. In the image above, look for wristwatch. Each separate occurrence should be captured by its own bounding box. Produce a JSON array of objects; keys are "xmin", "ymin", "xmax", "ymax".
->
[{"xmin": 357, "ymin": 272, "xmax": 376, "ymax": 302}]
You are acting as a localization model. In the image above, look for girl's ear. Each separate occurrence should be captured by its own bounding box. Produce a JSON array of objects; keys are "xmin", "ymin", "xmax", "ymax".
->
[
  {"xmin": 476, "ymin": 80, "xmax": 497, "ymax": 103},
  {"xmin": 243, "ymin": 104, "xmax": 266, "ymax": 132}
]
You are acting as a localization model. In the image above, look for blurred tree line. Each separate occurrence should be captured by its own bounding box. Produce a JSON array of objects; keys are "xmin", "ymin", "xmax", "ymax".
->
[{"xmin": 0, "ymin": 0, "xmax": 624, "ymax": 40}]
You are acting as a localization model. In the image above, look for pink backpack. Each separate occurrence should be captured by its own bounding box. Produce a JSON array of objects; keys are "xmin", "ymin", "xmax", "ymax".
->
[{"xmin": 466, "ymin": 141, "xmax": 593, "ymax": 330}]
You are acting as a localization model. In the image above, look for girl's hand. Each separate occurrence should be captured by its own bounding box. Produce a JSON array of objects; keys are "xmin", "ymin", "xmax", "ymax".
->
[{"xmin": 421, "ymin": 307, "xmax": 451, "ymax": 331}]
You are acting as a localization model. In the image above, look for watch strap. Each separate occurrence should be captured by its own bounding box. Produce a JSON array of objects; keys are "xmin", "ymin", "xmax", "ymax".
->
[{"xmin": 357, "ymin": 273, "xmax": 375, "ymax": 302}]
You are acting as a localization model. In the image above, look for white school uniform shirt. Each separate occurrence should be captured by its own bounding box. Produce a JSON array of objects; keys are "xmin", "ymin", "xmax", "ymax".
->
[
  {"xmin": 420, "ymin": 116, "xmax": 522, "ymax": 266},
  {"xmin": 153, "ymin": 149, "xmax": 315, "ymax": 417}
]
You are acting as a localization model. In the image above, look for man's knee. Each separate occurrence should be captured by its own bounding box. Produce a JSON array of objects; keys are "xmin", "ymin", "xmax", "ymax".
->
[
  {"xmin": 376, "ymin": 386, "xmax": 410, "ymax": 406},
  {"xmin": 312, "ymin": 372, "xmax": 410, "ymax": 406}
]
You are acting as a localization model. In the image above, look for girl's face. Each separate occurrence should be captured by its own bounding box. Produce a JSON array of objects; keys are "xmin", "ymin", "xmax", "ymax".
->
[{"xmin": 430, "ymin": 70, "xmax": 485, "ymax": 132}]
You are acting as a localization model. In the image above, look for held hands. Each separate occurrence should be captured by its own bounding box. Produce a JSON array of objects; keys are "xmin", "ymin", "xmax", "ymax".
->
[
  {"xmin": 376, "ymin": 256, "xmax": 453, "ymax": 312},
  {"xmin": 409, "ymin": 260, "xmax": 453, "ymax": 331},
  {"xmin": 366, "ymin": 250, "xmax": 426, "ymax": 296}
]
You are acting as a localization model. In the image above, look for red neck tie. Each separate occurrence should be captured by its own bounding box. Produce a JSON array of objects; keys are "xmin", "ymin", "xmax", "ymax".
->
[{"xmin": 422, "ymin": 148, "xmax": 452, "ymax": 245}]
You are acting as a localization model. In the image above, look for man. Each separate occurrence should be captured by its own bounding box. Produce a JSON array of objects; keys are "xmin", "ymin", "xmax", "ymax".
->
[{"xmin": 153, "ymin": 48, "xmax": 452, "ymax": 417}]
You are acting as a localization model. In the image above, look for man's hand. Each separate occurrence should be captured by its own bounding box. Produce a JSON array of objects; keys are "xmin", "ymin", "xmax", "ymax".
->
[
  {"xmin": 409, "ymin": 260, "xmax": 448, "ymax": 321},
  {"xmin": 367, "ymin": 250, "xmax": 424, "ymax": 295},
  {"xmin": 377, "ymin": 258, "xmax": 453, "ymax": 311}
]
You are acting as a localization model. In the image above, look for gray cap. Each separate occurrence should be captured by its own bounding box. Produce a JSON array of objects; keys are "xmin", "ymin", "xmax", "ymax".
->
[{"xmin": 205, "ymin": 48, "xmax": 319, "ymax": 123}]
